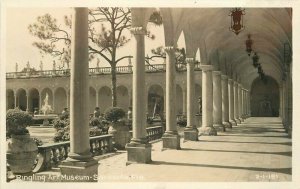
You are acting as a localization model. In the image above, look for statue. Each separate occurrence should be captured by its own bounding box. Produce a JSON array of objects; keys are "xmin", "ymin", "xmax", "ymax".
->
[
  {"xmin": 39, "ymin": 61, "xmax": 43, "ymax": 71},
  {"xmin": 198, "ymin": 96, "xmax": 202, "ymax": 115},
  {"xmin": 53, "ymin": 60, "xmax": 56, "ymax": 70},
  {"xmin": 15, "ymin": 62, "xmax": 18, "ymax": 72},
  {"xmin": 26, "ymin": 61, "xmax": 30, "ymax": 70},
  {"xmin": 96, "ymin": 59, "xmax": 100, "ymax": 68},
  {"xmin": 40, "ymin": 93, "xmax": 53, "ymax": 115}
]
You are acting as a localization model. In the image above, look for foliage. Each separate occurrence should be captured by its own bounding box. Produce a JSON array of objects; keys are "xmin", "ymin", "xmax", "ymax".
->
[
  {"xmin": 177, "ymin": 115, "xmax": 187, "ymax": 127},
  {"xmin": 32, "ymin": 137, "xmax": 44, "ymax": 146},
  {"xmin": 6, "ymin": 108, "xmax": 32, "ymax": 136},
  {"xmin": 53, "ymin": 115, "xmax": 108, "ymax": 142},
  {"xmin": 28, "ymin": 8, "xmax": 162, "ymax": 107},
  {"xmin": 104, "ymin": 107, "xmax": 125, "ymax": 123}
]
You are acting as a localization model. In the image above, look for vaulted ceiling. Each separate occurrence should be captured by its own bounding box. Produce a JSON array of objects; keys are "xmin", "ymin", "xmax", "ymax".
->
[{"xmin": 132, "ymin": 8, "xmax": 292, "ymax": 89}]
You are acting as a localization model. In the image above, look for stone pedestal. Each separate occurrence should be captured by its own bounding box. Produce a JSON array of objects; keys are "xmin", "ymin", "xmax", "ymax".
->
[
  {"xmin": 162, "ymin": 131, "xmax": 181, "ymax": 149},
  {"xmin": 199, "ymin": 126, "xmax": 217, "ymax": 136},
  {"xmin": 183, "ymin": 127, "xmax": 199, "ymax": 141},
  {"xmin": 59, "ymin": 159, "xmax": 99, "ymax": 182},
  {"xmin": 126, "ymin": 142, "xmax": 152, "ymax": 165}
]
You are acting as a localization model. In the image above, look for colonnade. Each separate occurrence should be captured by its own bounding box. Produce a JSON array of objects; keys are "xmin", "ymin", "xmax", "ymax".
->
[{"xmin": 57, "ymin": 7, "xmax": 255, "ymax": 179}]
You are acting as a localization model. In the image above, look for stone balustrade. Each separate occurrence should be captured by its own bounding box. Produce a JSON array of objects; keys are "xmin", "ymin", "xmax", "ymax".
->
[
  {"xmin": 129, "ymin": 126, "xmax": 164, "ymax": 142},
  {"xmin": 6, "ymin": 63, "xmax": 202, "ymax": 79},
  {"xmin": 32, "ymin": 134, "xmax": 114, "ymax": 173}
]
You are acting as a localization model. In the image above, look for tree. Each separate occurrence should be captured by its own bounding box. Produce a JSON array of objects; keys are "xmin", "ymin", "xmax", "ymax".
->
[{"xmin": 28, "ymin": 8, "xmax": 162, "ymax": 107}]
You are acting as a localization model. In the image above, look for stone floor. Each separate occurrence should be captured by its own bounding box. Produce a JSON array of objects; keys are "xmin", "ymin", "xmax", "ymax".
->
[{"xmin": 97, "ymin": 117, "xmax": 292, "ymax": 182}]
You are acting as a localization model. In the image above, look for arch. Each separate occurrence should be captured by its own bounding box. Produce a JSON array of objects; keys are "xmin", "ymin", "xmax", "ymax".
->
[
  {"xmin": 148, "ymin": 84, "xmax": 164, "ymax": 118},
  {"xmin": 250, "ymin": 76, "xmax": 279, "ymax": 117},
  {"xmin": 116, "ymin": 85, "xmax": 129, "ymax": 111},
  {"xmin": 41, "ymin": 88, "xmax": 54, "ymax": 112},
  {"xmin": 176, "ymin": 85, "xmax": 183, "ymax": 115},
  {"xmin": 16, "ymin": 88, "xmax": 27, "ymax": 111},
  {"xmin": 28, "ymin": 88, "xmax": 39, "ymax": 113},
  {"xmin": 6, "ymin": 89, "xmax": 15, "ymax": 110},
  {"xmin": 99, "ymin": 86, "xmax": 112, "ymax": 113},
  {"xmin": 89, "ymin": 87, "xmax": 97, "ymax": 114},
  {"xmin": 54, "ymin": 87, "xmax": 67, "ymax": 114}
]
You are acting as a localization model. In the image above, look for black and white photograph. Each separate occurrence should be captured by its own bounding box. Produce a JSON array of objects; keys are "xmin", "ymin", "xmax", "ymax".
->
[{"xmin": 1, "ymin": 0, "xmax": 299, "ymax": 189}]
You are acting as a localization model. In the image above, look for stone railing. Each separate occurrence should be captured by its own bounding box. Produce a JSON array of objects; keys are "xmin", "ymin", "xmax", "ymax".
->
[
  {"xmin": 129, "ymin": 126, "xmax": 164, "ymax": 142},
  {"xmin": 32, "ymin": 134, "xmax": 113, "ymax": 173},
  {"xmin": 7, "ymin": 63, "xmax": 202, "ymax": 79}
]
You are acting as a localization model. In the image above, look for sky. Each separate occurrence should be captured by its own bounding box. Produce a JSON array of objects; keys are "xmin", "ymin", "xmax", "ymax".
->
[{"xmin": 5, "ymin": 7, "xmax": 188, "ymax": 72}]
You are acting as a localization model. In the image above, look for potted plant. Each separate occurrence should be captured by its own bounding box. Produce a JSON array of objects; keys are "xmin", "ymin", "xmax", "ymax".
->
[
  {"xmin": 6, "ymin": 108, "xmax": 38, "ymax": 174},
  {"xmin": 104, "ymin": 107, "xmax": 129, "ymax": 149}
]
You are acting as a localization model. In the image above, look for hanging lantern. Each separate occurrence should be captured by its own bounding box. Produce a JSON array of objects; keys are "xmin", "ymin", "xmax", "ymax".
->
[
  {"xmin": 252, "ymin": 52, "xmax": 259, "ymax": 68},
  {"xmin": 229, "ymin": 8, "xmax": 245, "ymax": 35},
  {"xmin": 246, "ymin": 34, "xmax": 253, "ymax": 56}
]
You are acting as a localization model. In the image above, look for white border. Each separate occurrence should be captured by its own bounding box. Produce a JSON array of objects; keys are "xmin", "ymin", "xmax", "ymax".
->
[{"xmin": 1, "ymin": 0, "xmax": 299, "ymax": 189}]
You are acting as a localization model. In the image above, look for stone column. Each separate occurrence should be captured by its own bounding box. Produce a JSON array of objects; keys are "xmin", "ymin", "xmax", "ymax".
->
[
  {"xmin": 14, "ymin": 93, "xmax": 17, "ymax": 108},
  {"xmin": 39, "ymin": 93, "xmax": 42, "ymax": 111},
  {"xmin": 162, "ymin": 46, "xmax": 181, "ymax": 148},
  {"xmin": 66, "ymin": 92, "xmax": 70, "ymax": 109},
  {"xmin": 213, "ymin": 71, "xmax": 225, "ymax": 131},
  {"xmin": 182, "ymin": 88, "xmax": 187, "ymax": 115},
  {"xmin": 221, "ymin": 75, "xmax": 232, "ymax": 128},
  {"xmin": 95, "ymin": 90, "xmax": 99, "ymax": 108},
  {"xmin": 279, "ymin": 85, "xmax": 283, "ymax": 118},
  {"xmin": 233, "ymin": 81, "xmax": 241, "ymax": 124},
  {"xmin": 241, "ymin": 89, "xmax": 245, "ymax": 119},
  {"xmin": 26, "ymin": 93, "xmax": 30, "ymax": 112},
  {"xmin": 238, "ymin": 84, "xmax": 244, "ymax": 122},
  {"xmin": 126, "ymin": 26, "xmax": 151, "ymax": 164},
  {"xmin": 228, "ymin": 79, "xmax": 237, "ymax": 126},
  {"xmin": 200, "ymin": 65, "xmax": 217, "ymax": 136},
  {"xmin": 59, "ymin": 8, "xmax": 98, "ymax": 181},
  {"xmin": 184, "ymin": 58, "xmax": 199, "ymax": 141}
]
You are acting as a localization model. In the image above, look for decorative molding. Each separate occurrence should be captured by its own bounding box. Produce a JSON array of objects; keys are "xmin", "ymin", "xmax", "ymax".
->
[
  {"xmin": 130, "ymin": 27, "xmax": 147, "ymax": 35},
  {"xmin": 200, "ymin": 64, "xmax": 213, "ymax": 71}
]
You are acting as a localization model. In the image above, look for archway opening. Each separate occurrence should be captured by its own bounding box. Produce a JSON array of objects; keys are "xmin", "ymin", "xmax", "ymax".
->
[
  {"xmin": 29, "ymin": 88, "xmax": 39, "ymax": 113},
  {"xmin": 99, "ymin": 86, "xmax": 112, "ymax": 113},
  {"xmin": 41, "ymin": 88, "xmax": 54, "ymax": 112},
  {"xmin": 116, "ymin": 86, "xmax": 129, "ymax": 111},
  {"xmin": 176, "ymin": 85, "xmax": 183, "ymax": 115},
  {"xmin": 16, "ymin": 89, "xmax": 27, "ymax": 111},
  {"xmin": 6, "ymin": 90, "xmax": 15, "ymax": 110},
  {"xmin": 54, "ymin": 88, "xmax": 67, "ymax": 114},
  {"xmin": 250, "ymin": 76, "xmax": 279, "ymax": 117},
  {"xmin": 148, "ymin": 84, "xmax": 164, "ymax": 118}
]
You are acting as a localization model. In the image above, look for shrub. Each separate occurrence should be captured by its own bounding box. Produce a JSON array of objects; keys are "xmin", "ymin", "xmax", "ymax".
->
[
  {"xmin": 104, "ymin": 107, "xmax": 125, "ymax": 123},
  {"xmin": 6, "ymin": 108, "xmax": 32, "ymax": 136},
  {"xmin": 32, "ymin": 137, "xmax": 44, "ymax": 146}
]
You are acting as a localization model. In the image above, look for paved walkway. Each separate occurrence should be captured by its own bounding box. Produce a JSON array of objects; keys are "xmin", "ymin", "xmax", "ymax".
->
[{"xmin": 97, "ymin": 117, "xmax": 292, "ymax": 182}]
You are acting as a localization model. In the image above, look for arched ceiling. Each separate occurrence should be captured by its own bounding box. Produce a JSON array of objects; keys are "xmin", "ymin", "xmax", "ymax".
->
[{"xmin": 132, "ymin": 8, "xmax": 292, "ymax": 89}]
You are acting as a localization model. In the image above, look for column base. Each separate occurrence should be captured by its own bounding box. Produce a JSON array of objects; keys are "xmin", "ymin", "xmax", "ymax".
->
[
  {"xmin": 183, "ymin": 127, "xmax": 199, "ymax": 141},
  {"xmin": 162, "ymin": 131, "xmax": 181, "ymax": 149},
  {"xmin": 59, "ymin": 159, "xmax": 99, "ymax": 182},
  {"xmin": 222, "ymin": 121, "xmax": 232, "ymax": 129},
  {"xmin": 199, "ymin": 126, "xmax": 217, "ymax": 136},
  {"xmin": 125, "ymin": 142, "xmax": 152, "ymax": 165},
  {"xmin": 239, "ymin": 117, "xmax": 244, "ymax": 122},
  {"xmin": 229, "ymin": 119, "xmax": 237, "ymax": 126},
  {"xmin": 213, "ymin": 123, "xmax": 225, "ymax": 132},
  {"xmin": 235, "ymin": 118, "xmax": 241, "ymax": 124}
]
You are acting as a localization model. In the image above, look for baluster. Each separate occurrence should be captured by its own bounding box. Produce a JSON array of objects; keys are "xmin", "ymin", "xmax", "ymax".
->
[{"xmin": 51, "ymin": 148, "xmax": 58, "ymax": 166}]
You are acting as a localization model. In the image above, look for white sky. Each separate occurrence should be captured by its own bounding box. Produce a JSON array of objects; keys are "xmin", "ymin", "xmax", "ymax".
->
[{"xmin": 5, "ymin": 7, "xmax": 188, "ymax": 72}]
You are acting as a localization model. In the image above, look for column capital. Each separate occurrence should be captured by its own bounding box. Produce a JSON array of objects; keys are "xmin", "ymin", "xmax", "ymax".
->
[
  {"xmin": 221, "ymin": 74, "xmax": 228, "ymax": 80},
  {"xmin": 130, "ymin": 27, "xmax": 147, "ymax": 35},
  {"xmin": 164, "ymin": 46, "xmax": 175, "ymax": 53},
  {"xmin": 200, "ymin": 64, "xmax": 213, "ymax": 71},
  {"xmin": 186, "ymin": 57, "xmax": 195, "ymax": 64},
  {"xmin": 212, "ymin": 71, "xmax": 221, "ymax": 75},
  {"xmin": 228, "ymin": 78, "xmax": 233, "ymax": 83}
]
